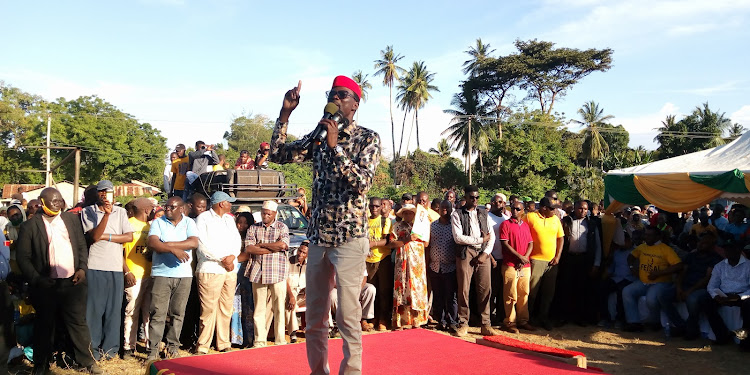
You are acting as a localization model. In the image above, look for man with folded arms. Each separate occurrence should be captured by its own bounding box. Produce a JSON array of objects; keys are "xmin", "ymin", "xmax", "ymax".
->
[
  {"xmin": 245, "ymin": 200, "xmax": 290, "ymax": 347},
  {"xmin": 147, "ymin": 197, "xmax": 199, "ymax": 361},
  {"xmin": 195, "ymin": 192, "xmax": 242, "ymax": 354}
]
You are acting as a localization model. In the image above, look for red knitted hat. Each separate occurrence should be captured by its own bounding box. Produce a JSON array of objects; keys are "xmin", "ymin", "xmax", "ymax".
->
[{"xmin": 331, "ymin": 75, "xmax": 361, "ymax": 101}]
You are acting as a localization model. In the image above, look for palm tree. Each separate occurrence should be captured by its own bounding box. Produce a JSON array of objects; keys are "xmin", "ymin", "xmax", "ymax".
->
[
  {"xmin": 728, "ymin": 123, "xmax": 746, "ymax": 139},
  {"xmin": 462, "ymin": 38, "xmax": 496, "ymax": 77},
  {"xmin": 429, "ymin": 138, "xmax": 452, "ymax": 158},
  {"xmin": 396, "ymin": 61, "xmax": 439, "ymax": 152},
  {"xmin": 442, "ymin": 89, "xmax": 493, "ymax": 178},
  {"xmin": 374, "ymin": 46, "xmax": 406, "ymax": 159},
  {"xmin": 351, "ymin": 70, "xmax": 372, "ymax": 123},
  {"xmin": 572, "ymin": 101, "xmax": 614, "ymax": 168}
]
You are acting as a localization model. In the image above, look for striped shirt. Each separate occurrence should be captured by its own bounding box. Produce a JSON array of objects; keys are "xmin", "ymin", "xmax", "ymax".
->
[{"xmin": 245, "ymin": 220, "xmax": 290, "ymax": 284}]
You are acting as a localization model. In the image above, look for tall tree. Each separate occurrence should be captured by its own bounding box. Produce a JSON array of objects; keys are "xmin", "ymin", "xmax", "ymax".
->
[
  {"xmin": 515, "ymin": 39, "xmax": 613, "ymax": 115},
  {"xmin": 727, "ymin": 123, "xmax": 746, "ymax": 139},
  {"xmin": 373, "ymin": 46, "xmax": 406, "ymax": 160},
  {"xmin": 462, "ymin": 38, "xmax": 496, "ymax": 77},
  {"xmin": 429, "ymin": 138, "xmax": 452, "ymax": 158},
  {"xmin": 572, "ymin": 101, "xmax": 613, "ymax": 167},
  {"xmin": 442, "ymin": 88, "xmax": 493, "ymax": 176},
  {"xmin": 397, "ymin": 61, "xmax": 439, "ymax": 152}
]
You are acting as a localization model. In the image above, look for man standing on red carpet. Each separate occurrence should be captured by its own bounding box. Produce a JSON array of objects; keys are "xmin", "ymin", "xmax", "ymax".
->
[{"xmin": 270, "ymin": 76, "xmax": 381, "ymax": 374}]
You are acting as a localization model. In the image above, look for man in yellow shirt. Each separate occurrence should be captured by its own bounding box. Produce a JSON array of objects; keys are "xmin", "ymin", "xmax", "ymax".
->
[
  {"xmin": 622, "ymin": 226, "xmax": 683, "ymax": 332},
  {"xmin": 365, "ymin": 197, "xmax": 396, "ymax": 331},
  {"xmin": 122, "ymin": 198, "xmax": 154, "ymax": 358},
  {"xmin": 526, "ymin": 197, "xmax": 564, "ymax": 331},
  {"xmin": 170, "ymin": 144, "xmax": 189, "ymax": 200},
  {"xmin": 416, "ymin": 192, "xmax": 440, "ymax": 223}
]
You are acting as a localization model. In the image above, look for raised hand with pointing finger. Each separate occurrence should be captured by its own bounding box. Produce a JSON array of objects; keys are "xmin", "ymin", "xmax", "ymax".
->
[{"xmin": 280, "ymin": 80, "xmax": 301, "ymax": 123}]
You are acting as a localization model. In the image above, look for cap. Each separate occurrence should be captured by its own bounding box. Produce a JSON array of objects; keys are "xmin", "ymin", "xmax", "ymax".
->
[
  {"xmin": 235, "ymin": 205, "xmax": 252, "ymax": 213},
  {"xmin": 132, "ymin": 197, "xmax": 154, "ymax": 210},
  {"xmin": 211, "ymin": 191, "xmax": 237, "ymax": 205},
  {"xmin": 262, "ymin": 200, "xmax": 278, "ymax": 212},
  {"xmin": 495, "ymin": 193, "xmax": 507, "ymax": 202},
  {"xmin": 97, "ymin": 180, "xmax": 114, "ymax": 191},
  {"xmin": 331, "ymin": 75, "xmax": 362, "ymax": 101},
  {"xmin": 260, "ymin": 142, "xmax": 270, "ymax": 148},
  {"xmin": 175, "ymin": 143, "xmax": 186, "ymax": 150}
]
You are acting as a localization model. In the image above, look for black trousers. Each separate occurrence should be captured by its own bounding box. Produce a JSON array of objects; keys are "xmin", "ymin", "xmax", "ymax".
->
[
  {"xmin": 0, "ymin": 280, "xmax": 13, "ymax": 374},
  {"xmin": 366, "ymin": 256, "xmax": 394, "ymax": 325},
  {"xmin": 30, "ymin": 278, "xmax": 95, "ymax": 369},
  {"xmin": 703, "ymin": 297, "xmax": 750, "ymax": 346},
  {"xmin": 557, "ymin": 253, "xmax": 597, "ymax": 322}
]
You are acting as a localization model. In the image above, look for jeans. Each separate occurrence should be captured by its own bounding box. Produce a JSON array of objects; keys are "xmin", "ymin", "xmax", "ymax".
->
[
  {"xmin": 86, "ymin": 270, "xmax": 124, "ymax": 360},
  {"xmin": 429, "ymin": 270, "xmax": 458, "ymax": 327},
  {"xmin": 622, "ymin": 281, "xmax": 673, "ymax": 324},
  {"xmin": 148, "ymin": 277, "xmax": 192, "ymax": 356}
]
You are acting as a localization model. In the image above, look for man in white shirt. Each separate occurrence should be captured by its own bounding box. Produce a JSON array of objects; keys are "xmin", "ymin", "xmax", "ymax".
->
[
  {"xmin": 195, "ymin": 192, "xmax": 242, "ymax": 354},
  {"xmin": 451, "ymin": 185, "xmax": 498, "ymax": 337},
  {"xmin": 488, "ymin": 193, "xmax": 509, "ymax": 325},
  {"xmin": 703, "ymin": 242, "xmax": 750, "ymax": 348}
]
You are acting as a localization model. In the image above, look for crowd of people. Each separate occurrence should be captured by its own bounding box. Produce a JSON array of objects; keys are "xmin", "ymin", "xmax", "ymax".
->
[
  {"xmin": 2, "ymin": 74, "xmax": 750, "ymax": 375},
  {"xmin": 2, "ymin": 179, "xmax": 749, "ymax": 374}
]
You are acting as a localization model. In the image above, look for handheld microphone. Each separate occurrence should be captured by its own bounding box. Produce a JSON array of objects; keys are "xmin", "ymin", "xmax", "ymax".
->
[{"xmin": 302, "ymin": 102, "xmax": 349, "ymax": 149}]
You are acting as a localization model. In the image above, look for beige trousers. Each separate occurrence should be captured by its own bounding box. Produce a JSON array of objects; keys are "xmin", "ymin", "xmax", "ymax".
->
[
  {"xmin": 252, "ymin": 280, "xmax": 287, "ymax": 346},
  {"xmin": 502, "ymin": 264, "xmax": 531, "ymax": 326},
  {"xmin": 123, "ymin": 277, "xmax": 152, "ymax": 350},
  {"xmin": 196, "ymin": 272, "xmax": 237, "ymax": 352}
]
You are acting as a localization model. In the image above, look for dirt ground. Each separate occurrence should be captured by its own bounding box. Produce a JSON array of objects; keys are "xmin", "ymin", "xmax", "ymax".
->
[{"xmin": 7, "ymin": 323, "xmax": 747, "ymax": 375}]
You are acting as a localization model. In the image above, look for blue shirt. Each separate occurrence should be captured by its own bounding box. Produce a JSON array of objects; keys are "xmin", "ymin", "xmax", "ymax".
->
[
  {"xmin": 724, "ymin": 222, "xmax": 749, "ymax": 241},
  {"xmin": 609, "ymin": 248, "xmax": 636, "ymax": 283},
  {"xmin": 149, "ymin": 215, "xmax": 199, "ymax": 278},
  {"xmin": 0, "ymin": 232, "xmax": 9, "ymax": 281}
]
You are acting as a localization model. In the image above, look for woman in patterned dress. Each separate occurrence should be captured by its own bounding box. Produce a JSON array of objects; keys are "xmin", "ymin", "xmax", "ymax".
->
[
  {"xmin": 392, "ymin": 204, "xmax": 429, "ymax": 329},
  {"xmin": 230, "ymin": 211, "xmax": 255, "ymax": 347}
]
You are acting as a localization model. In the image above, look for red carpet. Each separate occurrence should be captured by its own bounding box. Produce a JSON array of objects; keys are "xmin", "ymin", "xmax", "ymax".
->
[
  {"xmin": 481, "ymin": 334, "xmax": 585, "ymax": 358},
  {"xmin": 149, "ymin": 329, "xmax": 603, "ymax": 374}
]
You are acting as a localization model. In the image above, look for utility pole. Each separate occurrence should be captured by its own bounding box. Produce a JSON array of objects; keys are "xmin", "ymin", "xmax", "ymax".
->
[
  {"xmin": 74, "ymin": 148, "xmax": 81, "ymax": 206},
  {"xmin": 46, "ymin": 115, "xmax": 51, "ymax": 187}
]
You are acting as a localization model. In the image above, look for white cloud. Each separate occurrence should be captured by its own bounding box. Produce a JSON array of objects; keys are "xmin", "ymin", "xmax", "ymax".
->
[
  {"xmin": 534, "ymin": 0, "xmax": 750, "ymax": 47},
  {"xmin": 731, "ymin": 105, "xmax": 750, "ymax": 127}
]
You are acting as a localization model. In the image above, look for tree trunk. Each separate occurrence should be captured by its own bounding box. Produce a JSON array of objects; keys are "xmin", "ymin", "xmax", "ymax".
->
[
  {"xmin": 389, "ymin": 87, "xmax": 396, "ymax": 162},
  {"xmin": 405, "ymin": 112, "xmax": 416, "ymax": 156},
  {"xmin": 415, "ymin": 108, "xmax": 420, "ymax": 150},
  {"xmin": 479, "ymin": 151, "xmax": 484, "ymax": 179},
  {"xmin": 398, "ymin": 110, "xmax": 408, "ymax": 159}
]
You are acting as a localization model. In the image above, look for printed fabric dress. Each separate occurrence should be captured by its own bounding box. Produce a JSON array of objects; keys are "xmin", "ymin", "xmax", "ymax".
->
[{"xmin": 392, "ymin": 220, "xmax": 429, "ymax": 328}]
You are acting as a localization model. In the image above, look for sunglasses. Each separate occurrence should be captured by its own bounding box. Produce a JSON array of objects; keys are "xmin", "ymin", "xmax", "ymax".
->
[
  {"xmin": 511, "ymin": 207, "xmax": 523, "ymax": 211},
  {"xmin": 326, "ymin": 90, "xmax": 359, "ymax": 102},
  {"xmin": 467, "ymin": 195, "xmax": 480, "ymax": 200},
  {"xmin": 164, "ymin": 205, "xmax": 182, "ymax": 211}
]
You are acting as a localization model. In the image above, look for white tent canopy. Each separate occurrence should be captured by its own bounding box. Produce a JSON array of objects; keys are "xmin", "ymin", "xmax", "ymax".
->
[{"xmin": 608, "ymin": 131, "xmax": 750, "ymax": 176}]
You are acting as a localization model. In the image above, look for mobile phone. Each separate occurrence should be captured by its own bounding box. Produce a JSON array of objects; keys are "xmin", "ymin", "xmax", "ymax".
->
[{"xmin": 106, "ymin": 191, "xmax": 114, "ymax": 203}]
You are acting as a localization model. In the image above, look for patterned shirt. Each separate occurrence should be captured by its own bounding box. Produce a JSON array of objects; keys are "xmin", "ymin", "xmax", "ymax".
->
[
  {"xmin": 428, "ymin": 220, "xmax": 456, "ymax": 274},
  {"xmin": 270, "ymin": 119, "xmax": 381, "ymax": 247},
  {"xmin": 245, "ymin": 220, "xmax": 290, "ymax": 284}
]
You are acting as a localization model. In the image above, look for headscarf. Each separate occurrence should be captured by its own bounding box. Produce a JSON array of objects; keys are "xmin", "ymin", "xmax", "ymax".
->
[{"xmin": 5, "ymin": 203, "xmax": 27, "ymax": 241}]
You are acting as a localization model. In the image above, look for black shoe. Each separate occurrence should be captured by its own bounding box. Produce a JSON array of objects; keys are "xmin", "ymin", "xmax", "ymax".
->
[
  {"xmin": 670, "ymin": 326, "xmax": 686, "ymax": 337},
  {"xmin": 541, "ymin": 320, "xmax": 554, "ymax": 331},
  {"xmin": 290, "ymin": 333, "xmax": 298, "ymax": 343}
]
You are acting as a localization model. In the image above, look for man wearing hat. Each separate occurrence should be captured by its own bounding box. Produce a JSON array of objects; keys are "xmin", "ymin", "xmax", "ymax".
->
[
  {"xmin": 194, "ymin": 192, "xmax": 242, "ymax": 354},
  {"xmin": 81, "ymin": 180, "xmax": 134, "ymax": 360},
  {"xmin": 255, "ymin": 142, "xmax": 271, "ymax": 170},
  {"xmin": 245, "ymin": 200, "xmax": 290, "ymax": 347},
  {"xmin": 271, "ymin": 76, "xmax": 381, "ymax": 374}
]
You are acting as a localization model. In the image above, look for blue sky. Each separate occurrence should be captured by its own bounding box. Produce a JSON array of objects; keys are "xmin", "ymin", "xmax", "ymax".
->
[{"xmin": 2, "ymin": 0, "xmax": 749, "ymax": 161}]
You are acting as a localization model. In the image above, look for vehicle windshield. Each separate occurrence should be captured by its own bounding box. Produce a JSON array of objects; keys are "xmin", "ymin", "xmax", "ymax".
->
[{"xmin": 277, "ymin": 205, "xmax": 308, "ymax": 230}]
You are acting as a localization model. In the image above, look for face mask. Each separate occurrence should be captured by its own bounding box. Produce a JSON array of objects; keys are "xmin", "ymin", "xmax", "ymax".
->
[
  {"xmin": 41, "ymin": 198, "xmax": 61, "ymax": 216},
  {"xmin": 10, "ymin": 216, "xmax": 23, "ymax": 226}
]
